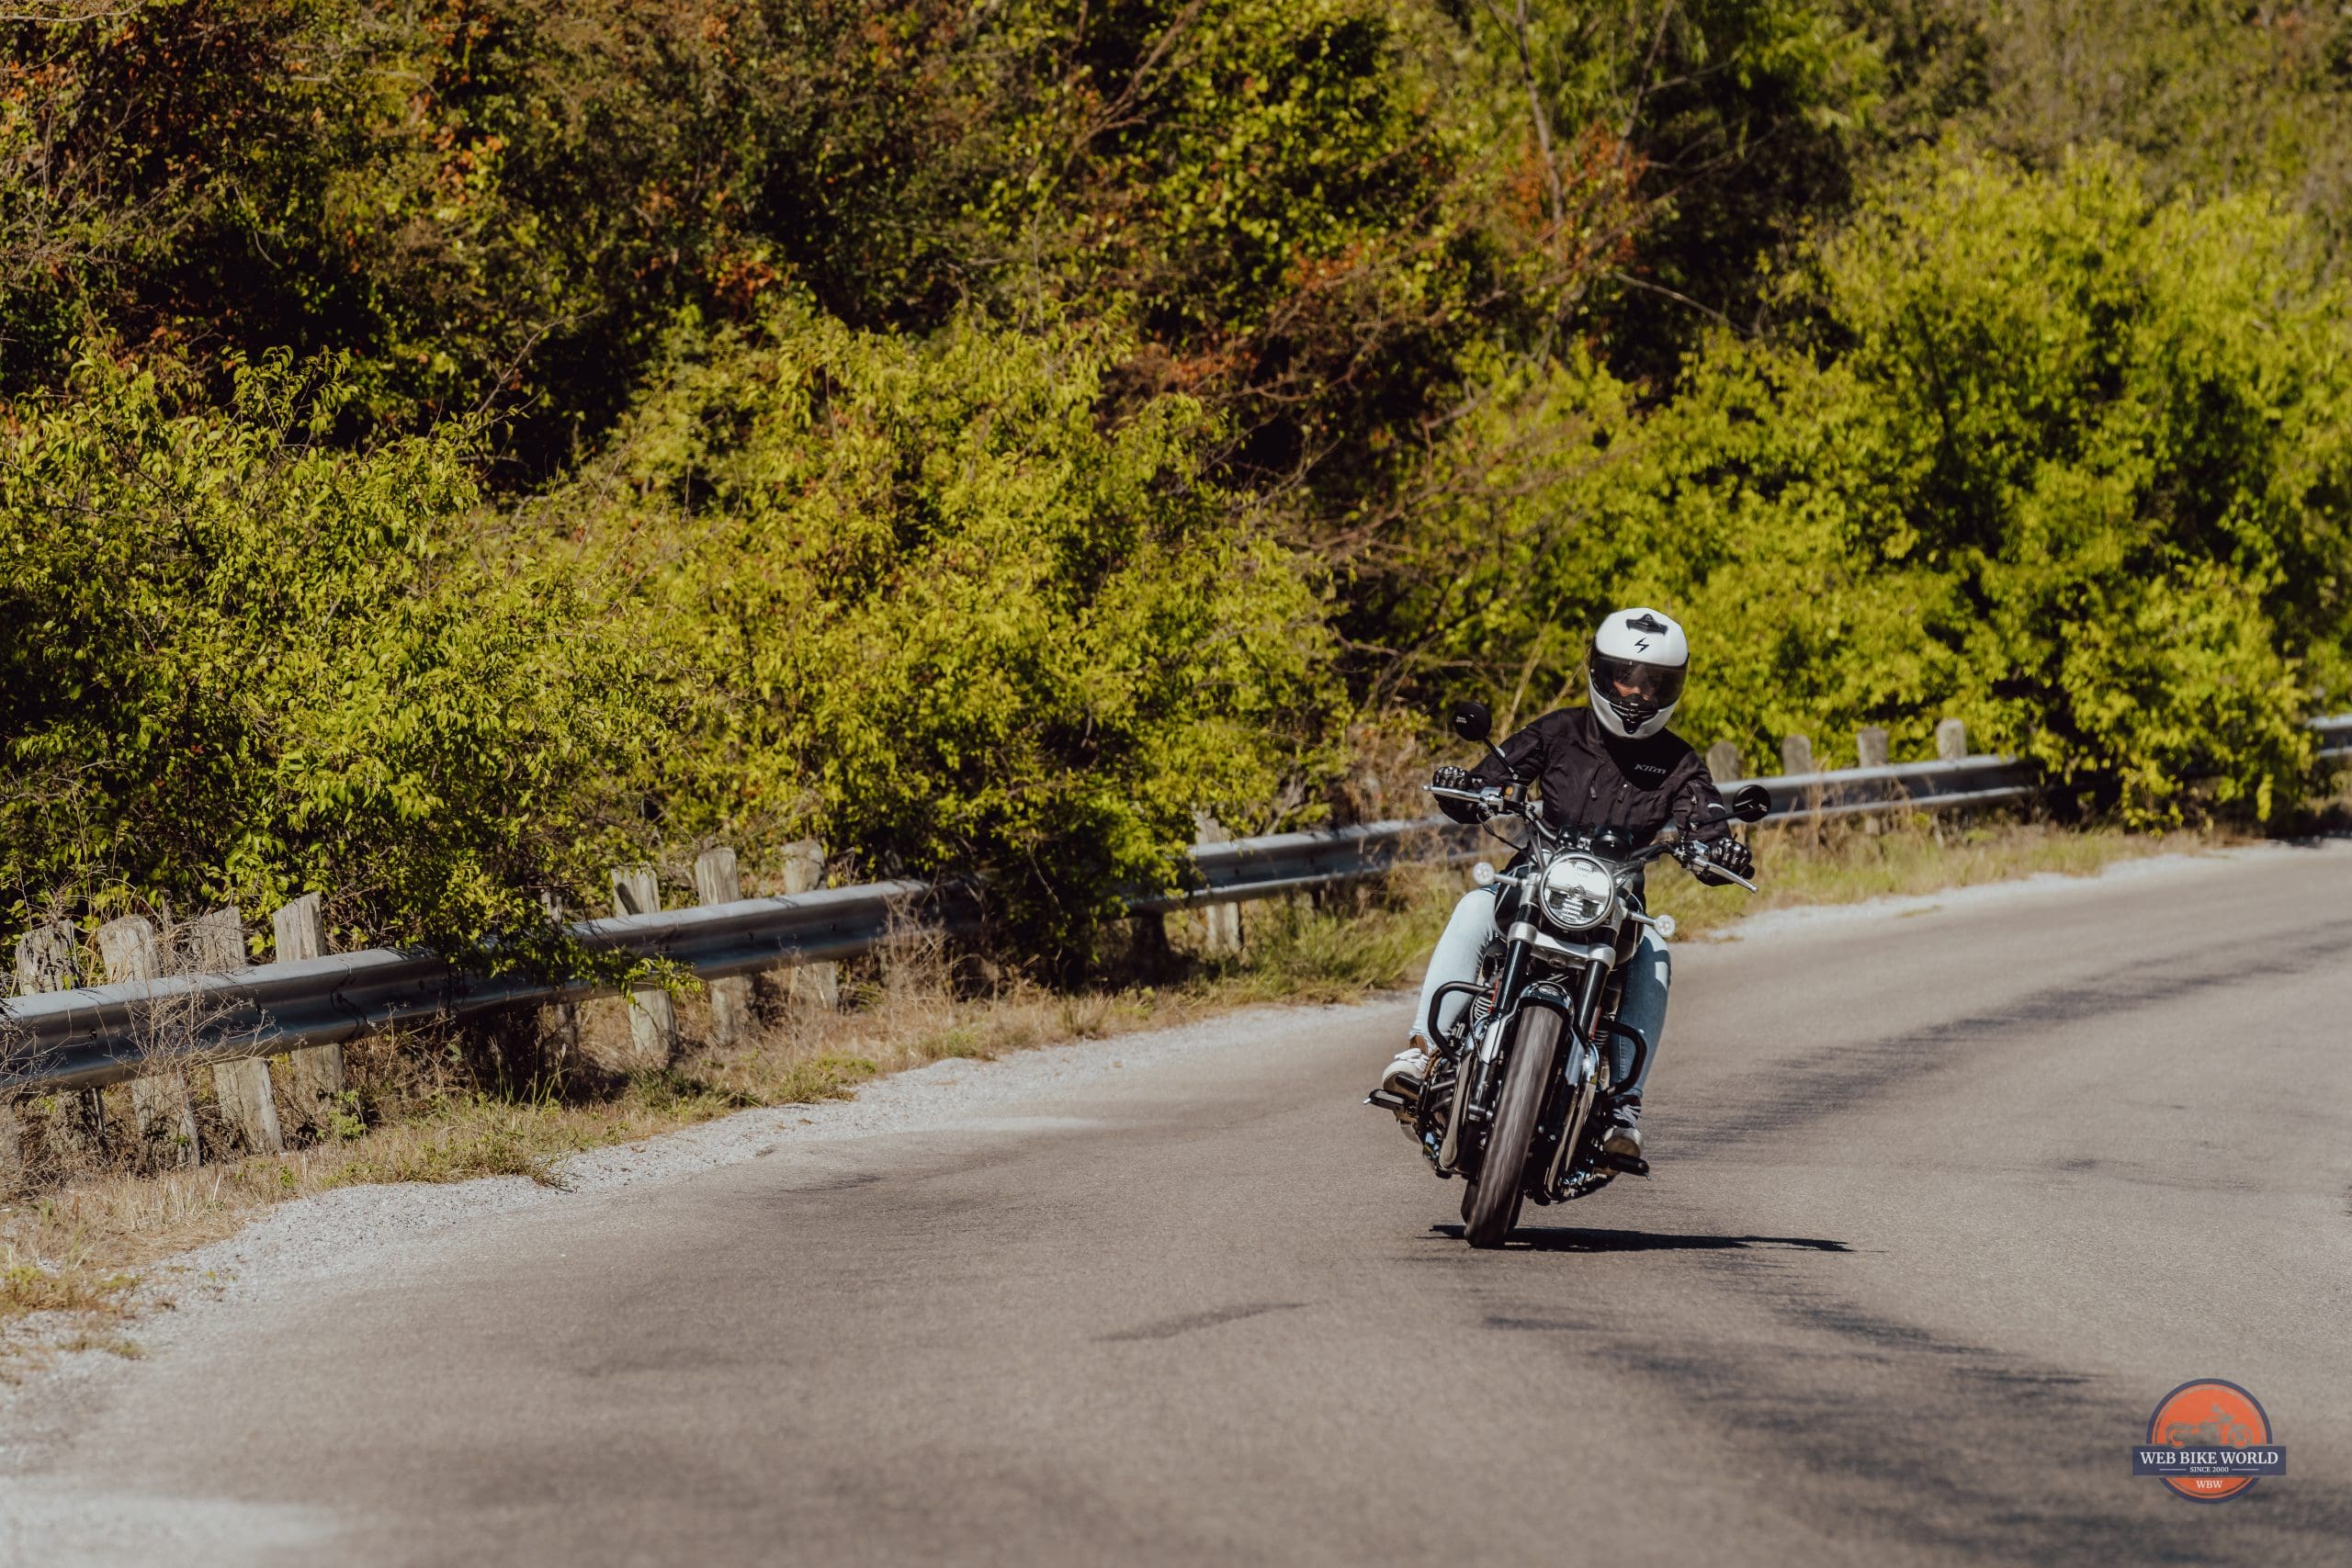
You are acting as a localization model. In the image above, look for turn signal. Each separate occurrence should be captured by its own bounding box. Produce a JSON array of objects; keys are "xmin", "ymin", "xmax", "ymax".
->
[{"xmin": 1470, "ymin": 861, "xmax": 1497, "ymax": 886}]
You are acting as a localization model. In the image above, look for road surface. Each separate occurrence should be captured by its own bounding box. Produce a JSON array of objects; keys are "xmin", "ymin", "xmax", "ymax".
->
[{"xmin": 6, "ymin": 842, "xmax": 2351, "ymax": 1564}]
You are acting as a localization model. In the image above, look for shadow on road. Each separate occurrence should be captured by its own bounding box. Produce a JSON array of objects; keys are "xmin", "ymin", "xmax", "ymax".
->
[{"xmin": 1427, "ymin": 1224, "xmax": 1850, "ymax": 1254}]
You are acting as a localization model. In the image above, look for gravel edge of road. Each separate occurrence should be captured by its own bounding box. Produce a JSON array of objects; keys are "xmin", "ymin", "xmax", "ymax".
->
[{"xmin": 0, "ymin": 837, "xmax": 2329, "ymax": 1437}]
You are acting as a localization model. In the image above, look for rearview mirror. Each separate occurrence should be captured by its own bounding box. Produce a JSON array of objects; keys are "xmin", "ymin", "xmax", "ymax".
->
[
  {"xmin": 1731, "ymin": 784, "xmax": 1771, "ymax": 823},
  {"xmin": 1450, "ymin": 700, "xmax": 1493, "ymax": 745}
]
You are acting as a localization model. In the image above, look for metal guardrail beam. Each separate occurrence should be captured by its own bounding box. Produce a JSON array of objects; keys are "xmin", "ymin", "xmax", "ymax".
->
[
  {"xmin": 2316, "ymin": 714, "xmax": 2352, "ymax": 761},
  {"xmin": 6, "ymin": 721, "xmax": 2347, "ymax": 1093},
  {"xmin": 0, "ymin": 881, "xmax": 954, "ymax": 1093}
]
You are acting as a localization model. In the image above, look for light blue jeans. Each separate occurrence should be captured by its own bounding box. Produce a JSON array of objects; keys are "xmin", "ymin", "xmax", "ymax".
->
[{"xmin": 1413, "ymin": 886, "xmax": 1670, "ymax": 1099}]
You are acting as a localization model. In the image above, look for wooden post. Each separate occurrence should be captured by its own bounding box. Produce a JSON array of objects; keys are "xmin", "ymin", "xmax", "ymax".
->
[
  {"xmin": 191, "ymin": 907, "xmax": 282, "ymax": 1156},
  {"xmin": 693, "ymin": 846, "xmax": 753, "ymax": 1046},
  {"xmin": 1193, "ymin": 816, "xmax": 1243, "ymax": 957},
  {"xmin": 1854, "ymin": 728, "xmax": 1892, "ymax": 833},
  {"xmin": 271, "ymin": 894, "xmax": 346, "ymax": 1137},
  {"xmin": 13, "ymin": 925, "xmax": 106, "ymax": 1163},
  {"xmin": 1705, "ymin": 740, "xmax": 1742, "ymax": 782},
  {"xmin": 0, "ymin": 931, "xmax": 37, "ymax": 1189},
  {"xmin": 10, "ymin": 923, "xmax": 74, "ymax": 992},
  {"xmin": 1780, "ymin": 734, "xmax": 1815, "ymax": 777},
  {"xmin": 98, "ymin": 915, "xmax": 200, "ymax": 1168},
  {"xmin": 779, "ymin": 840, "xmax": 840, "ymax": 1010},
  {"xmin": 540, "ymin": 892, "xmax": 580, "ymax": 1077},
  {"xmin": 1935, "ymin": 717, "xmax": 1970, "ymax": 761},
  {"xmin": 610, "ymin": 865, "xmax": 677, "ymax": 1069}
]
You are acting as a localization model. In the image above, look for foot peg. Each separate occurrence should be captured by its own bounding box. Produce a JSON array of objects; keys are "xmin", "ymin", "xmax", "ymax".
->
[{"xmin": 1364, "ymin": 1089, "xmax": 1410, "ymax": 1113}]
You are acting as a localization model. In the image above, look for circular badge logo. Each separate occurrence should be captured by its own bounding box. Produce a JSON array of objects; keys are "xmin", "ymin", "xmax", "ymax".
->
[{"xmin": 2134, "ymin": 1380, "xmax": 2283, "ymax": 1503}]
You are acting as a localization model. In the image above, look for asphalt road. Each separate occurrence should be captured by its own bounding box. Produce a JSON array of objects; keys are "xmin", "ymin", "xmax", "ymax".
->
[{"xmin": 8, "ymin": 843, "xmax": 2352, "ymax": 1565}]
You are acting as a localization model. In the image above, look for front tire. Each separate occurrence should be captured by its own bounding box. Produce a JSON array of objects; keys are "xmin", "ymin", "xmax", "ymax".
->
[{"xmin": 1462, "ymin": 1009, "xmax": 1561, "ymax": 1248}]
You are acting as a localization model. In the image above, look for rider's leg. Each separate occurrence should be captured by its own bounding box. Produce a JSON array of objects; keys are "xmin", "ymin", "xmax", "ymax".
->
[
  {"xmin": 1601, "ymin": 928, "xmax": 1670, "ymax": 1156},
  {"xmin": 1377, "ymin": 886, "xmax": 1495, "ymax": 1101},
  {"xmin": 1416, "ymin": 885, "xmax": 1498, "ymax": 1044}
]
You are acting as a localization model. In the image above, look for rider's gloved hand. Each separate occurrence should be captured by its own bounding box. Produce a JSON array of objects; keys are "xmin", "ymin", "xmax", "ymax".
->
[
  {"xmin": 1704, "ymin": 837, "xmax": 1755, "ymax": 879},
  {"xmin": 1430, "ymin": 764, "xmax": 1491, "ymax": 824}
]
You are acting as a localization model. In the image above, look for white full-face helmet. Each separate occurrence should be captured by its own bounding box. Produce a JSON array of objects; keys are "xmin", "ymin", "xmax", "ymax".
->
[{"xmin": 1588, "ymin": 606, "xmax": 1690, "ymax": 740}]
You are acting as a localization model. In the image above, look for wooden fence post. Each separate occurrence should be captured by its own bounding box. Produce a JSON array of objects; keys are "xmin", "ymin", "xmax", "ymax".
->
[
  {"xmin": 779, "ymin": 840, "xmax": 840, "ymax": 1010},
  {"xmin": 1854, "ymin": 728, "xmax": 1892, "ymax": 833},
  {"xmin": 1705, "ymin": 740, "xmax": 1742, "ymax": 783},
  {"xmin": 0, "ymin": 1092, "xmax": 17, "ymax": 1194},
  {"xmin": 0, "ymin": 931, "xmax": 35, "ymax": 1189},
  {"xmin": 271, "ymin": 894, "xmax": 346, "ymax": 1137},
  {"xmin": 610, "ymin": 865, "xmax": 677, "ymax": 1069},
  {"xmin": 97, "ymin": 915, "xmax": 200, "ymax": 1168},
  {"xmin": 540, "ymin": 892, "xmax": 581, "ymax": 1076},
  {"xmin": 1935, "ymin": 717, "xmax": 1970, "ymax": 761},
  {"xmin": 1780, "ymin": 734, "xmax": 1815, "ymax": 777},
  {"xmin": 1193, "ymin": 815, "xmax": 1243, "ymax": 957},
  {"xmin": 191, "ymin": 907, "xmax": 282, "ymax": 1155},
  {"xmin": 13, "ymin": 925, "xmax": 106, "ymax": 1164},
  {"xmin": 693, "ymin": 846, "xmax": 753, "ymax": 1046}
]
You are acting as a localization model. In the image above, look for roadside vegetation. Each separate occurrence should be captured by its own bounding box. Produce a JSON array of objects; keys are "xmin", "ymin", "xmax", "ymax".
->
[{"xmin": 8, "ymin": 1, "xmax": 2351, "ymax": 967}]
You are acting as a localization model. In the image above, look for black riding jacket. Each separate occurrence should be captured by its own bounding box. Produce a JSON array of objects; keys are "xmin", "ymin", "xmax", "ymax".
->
[{"xmin": 1445, "ymin": 705, "xmax": 1730, "ymax": 843}]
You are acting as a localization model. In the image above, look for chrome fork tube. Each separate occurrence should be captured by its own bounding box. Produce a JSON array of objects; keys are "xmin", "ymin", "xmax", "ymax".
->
[{"xmin": 1544, "ymin": 944, "xmax": 1620, "ymax": 1194}]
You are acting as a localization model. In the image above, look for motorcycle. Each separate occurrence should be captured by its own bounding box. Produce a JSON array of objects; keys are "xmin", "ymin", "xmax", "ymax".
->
[{"xmin": 1377, "ymin": 699, "xmax": 1771, "ymax": 1248}]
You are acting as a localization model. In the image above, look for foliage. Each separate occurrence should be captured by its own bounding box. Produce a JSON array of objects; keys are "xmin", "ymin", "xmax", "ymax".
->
[
  {"xmin": 1861, "ymin": 0, "xmax": 2352, "ymax": 266},
  {"xmin": 1398, "ymin": 146, "xmax": 2352, "ymax": 822},
  {"xmin": 7, "ymin": 0, "xmax": 2352, "ymax": 976},
  {"xmin": 0, "ymin": 351, "xmax": 667, "ymax": 962},
  {"xmin": 566, "ymin": 300, "xmax": 1343, "ymax": 968}
]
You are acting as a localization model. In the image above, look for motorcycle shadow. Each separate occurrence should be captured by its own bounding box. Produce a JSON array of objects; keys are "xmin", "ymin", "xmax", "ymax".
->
[{"xmin": 1428, "ymin": 1224, "xmax": 1851, "ymax": 1254}]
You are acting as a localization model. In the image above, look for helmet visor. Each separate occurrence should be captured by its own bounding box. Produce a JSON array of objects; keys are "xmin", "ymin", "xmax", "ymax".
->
[{"xmin": 1591, "ymin": 651, "xmax": 1686, "ymax": 711}]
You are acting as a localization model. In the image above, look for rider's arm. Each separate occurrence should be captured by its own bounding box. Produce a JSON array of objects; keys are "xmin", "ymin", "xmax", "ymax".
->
[
  {"xmin": 1667, "ymin": 752, "xmax": 1733, "ymax": 840},
  {"xmin": 1668, "ymin": 751, "xmax": 1756, "ymax": 878},
  {"xmin": 1465, "ymin": 722, "xmax": 1546, "ymax": 792},
  {"xmin": 1432, "ymin": 721, "xmax": 1547, "ymax": 825}
]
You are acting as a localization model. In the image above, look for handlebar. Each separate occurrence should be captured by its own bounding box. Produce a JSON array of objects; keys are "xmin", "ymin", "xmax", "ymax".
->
[{"xmin": 1424, "ymin": 784, "xmax": 1758, "ymax": 890}]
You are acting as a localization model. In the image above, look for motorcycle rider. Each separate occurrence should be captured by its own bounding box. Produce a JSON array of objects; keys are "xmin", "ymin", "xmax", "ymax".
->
[{"xmin": 1376, "ymin": 607, "xmax": 1753, "ymax": 1162}]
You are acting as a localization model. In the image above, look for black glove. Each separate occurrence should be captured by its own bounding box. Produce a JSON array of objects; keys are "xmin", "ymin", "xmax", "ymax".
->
[
  {"xmin": 1703, "ymin": 837, "xmax": 1755, "ymax": 879},
  {"xmin": 1430, "ymin": 764, "xmax": 1491, "ymax": 824}
]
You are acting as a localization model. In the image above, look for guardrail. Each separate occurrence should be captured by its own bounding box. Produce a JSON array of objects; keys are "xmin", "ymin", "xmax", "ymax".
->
[{"xmin": 4, "ymin": 720, "xmax": 2346, "ymax": 1111}]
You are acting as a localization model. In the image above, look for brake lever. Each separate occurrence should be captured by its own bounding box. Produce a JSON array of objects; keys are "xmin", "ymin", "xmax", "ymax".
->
[{"xmin": 1676, "ymin": 838, "xmax": 1758, "ymax": 892}]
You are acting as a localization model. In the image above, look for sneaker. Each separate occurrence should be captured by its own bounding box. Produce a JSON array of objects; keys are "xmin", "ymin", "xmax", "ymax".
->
[
  {"xmin": 1368, "ymin": 1036, "xmax": 1436, "ymax": 1116},
  {"xmin": 1599, "ymin": 1097, "xmax": 1643, "ymax": 1160}
]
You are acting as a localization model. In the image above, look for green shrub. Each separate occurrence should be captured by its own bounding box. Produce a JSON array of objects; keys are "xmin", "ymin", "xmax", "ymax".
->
[
  {"xmin": 1392, "ymin": 145, "xmax": 2352, "ymax": 823},
  {"xmin": 0, "ymin": 352, "xmax": 668, "ymax": 965},
  {"xmin": 566, "ymin": 300, "xmax": 1343, "ymax": 969}
]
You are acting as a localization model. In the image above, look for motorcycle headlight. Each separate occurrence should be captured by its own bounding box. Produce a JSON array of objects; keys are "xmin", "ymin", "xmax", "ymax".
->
[{"xmin": 1539, "ymin": 855, "xmax": 1616, "ymax": 929}]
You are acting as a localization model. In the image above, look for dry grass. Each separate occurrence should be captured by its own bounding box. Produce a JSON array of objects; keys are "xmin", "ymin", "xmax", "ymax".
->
[{"xmin": 0, "ymin": 809, "xmax": 2237, "ymax": 1352}]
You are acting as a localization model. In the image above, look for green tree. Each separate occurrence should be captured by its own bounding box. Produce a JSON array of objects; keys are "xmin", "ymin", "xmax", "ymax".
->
[
  {"xmin": 565, "ymin": 300, "xmax": 1343, "ymax": 966},
  {"xmin": 1411, "ymin": 145, "xmax": 2352, "ymax": 821},
  {"xmin": 0, "ymin": 351, "xmax": 668, "ymax": 963}
]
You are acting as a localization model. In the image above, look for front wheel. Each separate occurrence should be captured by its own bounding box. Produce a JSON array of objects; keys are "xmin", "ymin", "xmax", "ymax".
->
[{"xmin": 1462, "ymin": 1009, "xmax": 1562, "ymax": 1248}]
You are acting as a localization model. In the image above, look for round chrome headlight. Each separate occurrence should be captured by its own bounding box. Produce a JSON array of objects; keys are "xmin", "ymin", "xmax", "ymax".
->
[{"xmin": 1539, "ymin": 854, "xmax": 1616, "ymax": 930}]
